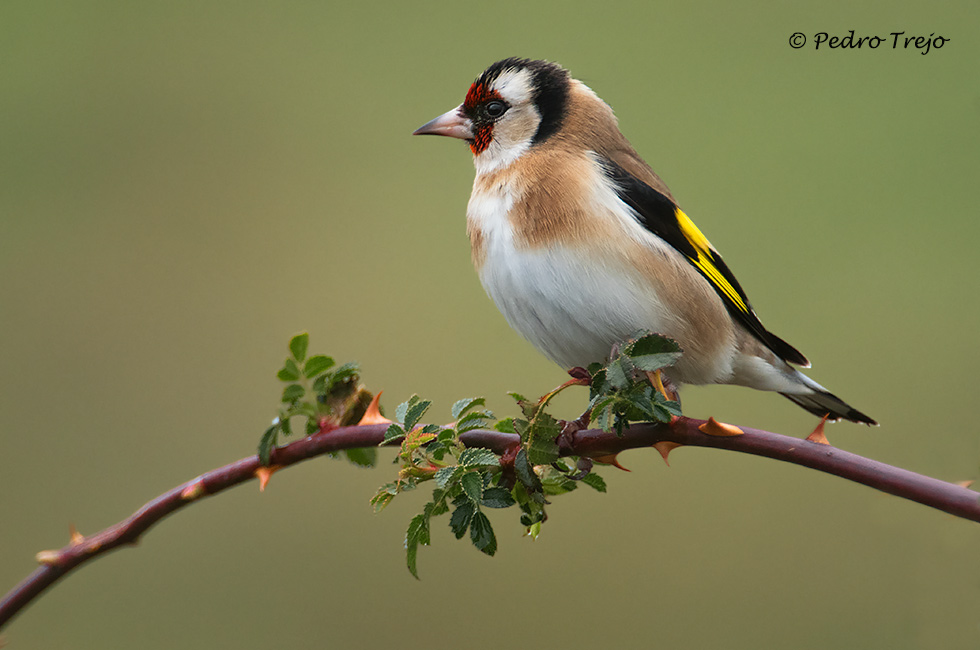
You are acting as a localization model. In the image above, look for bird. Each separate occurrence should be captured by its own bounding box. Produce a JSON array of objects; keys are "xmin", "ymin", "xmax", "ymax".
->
[{"xmin": 413, "ymin": 57, "xmax": 876, "ymax": 425}]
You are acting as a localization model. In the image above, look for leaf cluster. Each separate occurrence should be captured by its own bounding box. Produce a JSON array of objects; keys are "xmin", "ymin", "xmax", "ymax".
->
[
  {"xmin": 258, "ymin": 333, "xmax": 373, "ymax": 466},
  {"xmin": 375, "ymin": 395, "xmax": 607, "ymax": 577},
  {"xmin": 257, "ymin": 330, "xmax": 685, "ymax": 578},
  {"xmin": 588, "ymin": 331, "xmax": 684, "ymax": 435}
]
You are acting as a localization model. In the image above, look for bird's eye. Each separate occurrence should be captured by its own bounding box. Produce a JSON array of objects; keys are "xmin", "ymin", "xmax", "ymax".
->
[{"xmin": 485, "ymin": 100, "xmax": 508, "ymax": 118}]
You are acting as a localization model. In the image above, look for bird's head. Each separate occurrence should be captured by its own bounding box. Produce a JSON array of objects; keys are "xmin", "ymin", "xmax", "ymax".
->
[{"xmin": 413, "ymin": 58, "xmax": 571, "ymax": 173}]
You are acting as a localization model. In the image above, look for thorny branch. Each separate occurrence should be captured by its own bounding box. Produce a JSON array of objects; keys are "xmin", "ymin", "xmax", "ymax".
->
[{"xmin": 2, "ymin": 416, "xmax": 977, "ymax": 630}]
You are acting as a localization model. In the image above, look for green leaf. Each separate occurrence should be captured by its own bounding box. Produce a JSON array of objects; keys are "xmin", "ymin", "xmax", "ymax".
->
[
  {"xmin": 258, "ymin": 425, "xmax": 279, "ymax": 466},
  {"xmin": 527, "ymin": 438, "xmax": 560, "ymax": 466},
  {"xmin": 526, "ymin": 521, "xmax": 542, "ymax": 540},
  {"xmin": 277, "ymin": 359, "xmax": 301, "ymax": 382},
  {"xmin": 344, "ymin": 447, "xmax": 377, "ymax": 468},
  {"xmin": 627, "ymin": 332, "xmax": 681, "ymax": 358},
  {"xmin": 371, "ymin": 483, "xmax": 398, "ymax": 512},
  {"xmin": 591, "ymin": 398, "xmax": 615, "ymax": 433},
  {"xmin": 493, "ymin": 418, "xmax": 517, "ymax": 434},
  {"xmin": 540, "ymin": 470, "xmax": 577, "ymax": 496},
  {"xmin": 312, "ymin": 374, "xmax": 328, "ymax": 394},
  {"xmin": 383, "ymin": 424, "xmax": 405, "ymax": 444},
  {"xmin": 481, "ymin": 487, "xmax": 515, "ymax": 509},
  {"xmin": 434, "ymin": 466, "xmax": 460, "ymax": 489},
  {"xmin": 405, "ymin": 513, "xmax": 429, "ymax": 579},
  {"xmin": 630, "ymin": 353, "xmax": 683, "ymax": 373},
  {"xmin": 331, "ymin": 361, "xmax": 360, "ymax": 384},
  {"xmin": 581, "ymin": 472, "xmax": 607, "ymax": 492},
  {"xmin": 508, "ymin": 392, "xmax": 537, "ymax": 419},
  {"xmin": 605, "ymin": 358, "xmax": 630, "ymax": 390},
  {"xmin": 451, "ymin": 397, "xmax": 485, "ymax": 420},
  {"xmin": 303, "ymin": 355, "xmax": 335, "ymax": 378},
  {"xmin": 281, "ymin": 383, "xmax": 305, "ymax": 403},
  {"xmin": 450, "ymin": 501, "xmax": 474, "ymax": 539},
  {"xmin": 456, "ymin": 410, "xmax": 494, "ymax": 434},
  {"xmin": 469, "ymin": 511, "xmax": 497, "ymax": 555},
  {"xmin": 655, "ymin": 393, "xmax": 684, "ymax": 419},
  {"xmin": 403, "ymin": 397, "xmax": 431, "ymax": 431},
  {"xmin": 429, "ymin": 489, "xmax": 450, "ymax": 516},
  {"xmin": 428, "ymin": 441, "xmax": 448, "ymax": 461},
  {"xmin": 289, "ymin": 333, "xmax": 309, "ymax": 362},
  {"xmin": 460, "ymin": 471, "xmax": 483, "ymax": 503},
  {"xmin": 459, "ymin": 448, "xmax": 500, "ymax": 468},
  {"xmin": 514, "ymin": 449, "xmax": 542, "ymax": 493},
  {"xmin": 526, "ymin": 411, "xmax": 561, "ymax": 466}
]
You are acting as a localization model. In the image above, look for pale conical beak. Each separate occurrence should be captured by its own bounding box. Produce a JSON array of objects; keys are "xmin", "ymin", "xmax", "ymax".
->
[{"xmin": 412, "ymin": 104, "xmax": 473, "ymax": 140}]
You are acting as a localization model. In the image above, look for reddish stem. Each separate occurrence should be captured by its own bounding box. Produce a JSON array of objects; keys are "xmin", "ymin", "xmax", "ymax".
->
[{"xmin": 1, "ymin": 417, "xmax": 976, "ymax": 630}]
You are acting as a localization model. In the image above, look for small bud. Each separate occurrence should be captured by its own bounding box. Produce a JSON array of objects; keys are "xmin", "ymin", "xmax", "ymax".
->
[
  {"xmin": 180, "ymin": 480, "xmax": 206, "ymax": 501},
  {"xmin": 35, "ymin": 550, "xmax": 60, "ymax": 566}
]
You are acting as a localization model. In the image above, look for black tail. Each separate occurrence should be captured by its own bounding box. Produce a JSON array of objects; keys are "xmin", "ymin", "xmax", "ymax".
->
[{"xmin": 780, "ymin": 391, "xmax": 877, "ymax": 426}]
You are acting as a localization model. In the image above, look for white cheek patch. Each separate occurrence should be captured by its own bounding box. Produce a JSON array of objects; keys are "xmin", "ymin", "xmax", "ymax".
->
[{"xmin": 492, "ymin": 69, "xmax": 534, "ymax": 105}]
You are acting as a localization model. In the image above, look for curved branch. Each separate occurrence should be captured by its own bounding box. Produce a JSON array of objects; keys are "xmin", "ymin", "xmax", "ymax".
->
[{"xmin": 1, "ymin": 416, "xmax": 976, "ymax": 629}]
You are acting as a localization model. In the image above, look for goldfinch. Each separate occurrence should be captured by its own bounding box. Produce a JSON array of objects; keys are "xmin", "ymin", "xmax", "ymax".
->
[{"xmin": 414, "ymin": 57, "xmax": 876, "ymax": 425}]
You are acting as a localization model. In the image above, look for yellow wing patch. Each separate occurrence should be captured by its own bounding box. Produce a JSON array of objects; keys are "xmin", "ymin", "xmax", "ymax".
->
[{"xmin": 674, "ymin": 208, "xmax": 750, "ymax": 314}]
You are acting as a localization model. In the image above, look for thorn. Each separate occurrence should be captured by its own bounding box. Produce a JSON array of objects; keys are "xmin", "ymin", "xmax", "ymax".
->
[
  {"xmin": 255, "ymin": 465, "xmax": 282, "ymax": 491},
  {"xmin": 69, "ymin": 524, "xmax": 84, "ymax": 546},
  {"xmin": 699, "ymin": 417, "xmax": 744, "ymax": 437},
  {"xmin": 805, "ymin": 415, "xmax": 831, "ymax": 445},
  {"xmin": 652, "ymin": 441, "xmax": 683, "ymax": 466},
  {"xmin": 592, "ymin": 453, "xmax": 630, "ymax": 471},
  {"xmin": 955, "ymin": 479, "xmax": 975, "ymax": 489},
  {"xmin": 357, "ymin": 391, "xmax": 392, "ymax": 426},
  {"xmin": 180, "ymin": 479, "xmax": 206, "ymax": 501},
  {"xmin": 35, "ymin": 550, "xmax": 60, "ymax": 566}
]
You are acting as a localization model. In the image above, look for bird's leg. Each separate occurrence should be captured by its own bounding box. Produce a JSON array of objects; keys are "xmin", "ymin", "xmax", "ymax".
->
[{"xmin": 645, "ymin": 370, "xmax": 680, "ymax": 404}]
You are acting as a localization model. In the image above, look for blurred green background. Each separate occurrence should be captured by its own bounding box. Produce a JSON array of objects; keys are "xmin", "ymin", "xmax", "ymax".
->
[{"xmin": 2, "ymin": 1, "xmax": 978, "ymax": 647}]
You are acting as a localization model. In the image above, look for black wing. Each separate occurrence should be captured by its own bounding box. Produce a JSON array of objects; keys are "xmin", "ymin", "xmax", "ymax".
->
[{"xmin": 601, "ymin": 157, "xmax": 809, "ymax": 367}]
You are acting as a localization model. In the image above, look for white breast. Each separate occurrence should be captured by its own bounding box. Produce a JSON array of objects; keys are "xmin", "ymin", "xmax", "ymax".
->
[{"xmin": 468, "ymin": 165, "xmax": 690, "ymax": 373}]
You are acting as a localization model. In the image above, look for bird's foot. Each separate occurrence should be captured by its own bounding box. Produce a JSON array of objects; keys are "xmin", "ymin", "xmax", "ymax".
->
[{"xmin": 644, "ymin": 370, "xmax": 680, "ymax": 404}]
